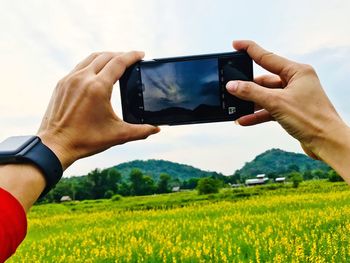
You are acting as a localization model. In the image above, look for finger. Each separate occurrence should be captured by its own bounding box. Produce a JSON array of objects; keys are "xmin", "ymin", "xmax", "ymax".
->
[
  {"xmin": 254, "ymin": 74, "xmax": 283, "ymax": 89},
  {"xmin": 236, "ymin": 109, "xmax": 274, "ymax": 126},
  {"xmin": 71, "ymin": 52, "xmax": 102, "ymax": 73},
  {"xmin": 99, "ymin": 51, "xmax": 145, "ymax": 85},
  {"xmin": 233, "ymin": 40, "xmax": 297, "ymax": 79},
  {"xmin": 226, "ymin": 80, "xmax": 278, "ymax": 111},
  {"xmin": 88, "ymin": 52, "xmax": 123, "ymax": 74},
  {"xmin": 119, "ymin": 123, "xmax": 160, "ymax": 142}
]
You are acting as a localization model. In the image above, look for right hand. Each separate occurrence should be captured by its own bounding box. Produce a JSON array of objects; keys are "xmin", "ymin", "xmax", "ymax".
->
[{"xmin": 226, "ymin": 40, "xmax": 348, "ymax": 161}]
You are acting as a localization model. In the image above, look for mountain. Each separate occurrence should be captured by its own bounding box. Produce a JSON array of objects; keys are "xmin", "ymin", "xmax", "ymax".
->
[
  {"xmin": 114, "ymin": 159, "xmax": 222, "ymax": 181},
  {"xmin": 234, "ymin": 148, "xmax": 330, "ymax": 179}
]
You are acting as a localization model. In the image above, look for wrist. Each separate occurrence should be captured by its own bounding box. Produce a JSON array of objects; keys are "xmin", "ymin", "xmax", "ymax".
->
[
  {"xmin": 312, "ymin": 121, "xmax": 350, "ymax": 179},
  {"xmin": 37, "ymin": 133, "xmax": 76, "ymax": 171},
  {"xmin": 0, "ymin": 163, "xmax": 46, "ymax": 212}
]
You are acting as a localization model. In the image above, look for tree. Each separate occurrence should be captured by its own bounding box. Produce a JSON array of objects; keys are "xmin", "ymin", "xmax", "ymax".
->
[
  {"xmin": 107, "ymin": 169, "xmax": 122, "ymax": 188},
  {"xmin": 47, "ymin": 178, "xmax": 77, "ymax": 202},
  {"xmin": 117, "ymin": 182, "xmax": 131, "ymax": 196},
  {"xmin": 170, "ymin": 177, "xmax": 181, "ymax": 188},
  {"xmin": 142, "ymin": 175, "xmax": 156, "ymax": 195},
  {"xmin": 232, "ymin": 171, "xmax": 243, "ymax": 184},
  {"xmin": 311, "ymin": 169, "xmax": 327, "ymax": 180},
  {"xmin": 303, "ymin": 170, "xmax": 313, "ymax": 180},
  {"xmin": 197, "ymin": 177, "xmax": 221, "ymax": 195},
  {"xmin": 289, "ymin": 172, "xmax": 303, "ymax": 188},
  {"xmin": 129, "ymin": 169, "xmax": 156, "ymax": 196},
  {"xmin": 266, "ymin": 172, "xmax": 278, "ymax": 181},
  {"xmin": 87, "ymin": 168, "xmax": 121, "ymax": 199},
  {"xmin": 129, "ymin": 169, "xmax": 145, "ymax": 195},
  {"xmin": 157, "ymin": 173, "xmax": 171, "ymax": 193},
  {"xmin": 328, "ymin": 169, "xmax": 344, "ymax": 182},
  {"xmin": 182, "ymin": 178, "xmax": 199, "ymax": 189}
]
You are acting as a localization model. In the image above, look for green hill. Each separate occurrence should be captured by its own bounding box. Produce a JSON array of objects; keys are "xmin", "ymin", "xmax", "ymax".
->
[
  {"xmin": 235, "ymin": 148, "xmax": 330, "ymax": 179},
  {"xmin": 114, "ymin": 159, "xmax": 222, "ymax": 181}
]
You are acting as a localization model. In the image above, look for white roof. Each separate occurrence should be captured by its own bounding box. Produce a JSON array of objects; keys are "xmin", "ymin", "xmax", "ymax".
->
[
  {"xmin": 256, "ymin": 174, "xmax": 265, "ymax": 178},
  {"xmin": 245, "ymin": 178, "xmax": 268, "ymax": 184},
  {"xmin": 60, "ymin": 196, "xmax": 72, "ymax": 201},
  {"xmin": 275, "ymin": 177, "xmax": 286, "ymax": 182}
]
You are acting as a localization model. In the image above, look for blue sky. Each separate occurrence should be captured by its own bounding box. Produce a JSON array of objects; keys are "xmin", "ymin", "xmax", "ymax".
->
[{"xmin": 0, "ymin": 0, "xmax": 349, "ymax": 176}]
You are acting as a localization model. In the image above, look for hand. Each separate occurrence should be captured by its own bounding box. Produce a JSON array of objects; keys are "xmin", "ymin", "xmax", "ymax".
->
[
  {"xmin": 37, "ymin": 51, "xmax": 160, "ymax": 170},
  {"xmin": 226, "ymin": 40, "xmax": 348, "ymax": 161}
]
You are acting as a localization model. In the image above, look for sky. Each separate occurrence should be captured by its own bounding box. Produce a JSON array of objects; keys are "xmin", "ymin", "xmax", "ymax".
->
[{"xmin": 0, "ymin": 0, "xmax": 349, "ymax": 177}]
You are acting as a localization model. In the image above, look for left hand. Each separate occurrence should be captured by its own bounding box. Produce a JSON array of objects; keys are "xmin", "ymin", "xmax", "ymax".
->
[{"xmin": 37, "ymin": 51, "xmax": 160, "ymax": 170}]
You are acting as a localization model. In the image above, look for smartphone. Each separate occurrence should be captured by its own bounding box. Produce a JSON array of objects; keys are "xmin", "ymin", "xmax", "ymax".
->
[{"xmin": 119, "ymin": 51, "xmax": 254, "ymax": 125}]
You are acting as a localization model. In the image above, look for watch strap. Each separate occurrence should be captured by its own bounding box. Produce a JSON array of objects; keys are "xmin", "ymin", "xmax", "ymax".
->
[{"xmin": 22, "ymin": 139, "xmax": 63, "ymax": 198}]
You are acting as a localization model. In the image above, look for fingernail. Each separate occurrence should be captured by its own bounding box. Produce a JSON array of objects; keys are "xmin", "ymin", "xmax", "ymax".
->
[
  {"xmin": 234, "ymin": 120, "xmax": 241, "ymax": 125},
  {"xmin": 226, "ymin": 81, "xmax": 238, "ymax": 92}
]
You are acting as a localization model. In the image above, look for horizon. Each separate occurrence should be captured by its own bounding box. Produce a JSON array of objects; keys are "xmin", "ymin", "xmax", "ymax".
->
[
  {"xmin": 75, "ymin": 147, "xmax": 318, "ymax": 177},
  {"xmin": 1, "ymin": 1, "xmax": 349, "ymax": 177}
]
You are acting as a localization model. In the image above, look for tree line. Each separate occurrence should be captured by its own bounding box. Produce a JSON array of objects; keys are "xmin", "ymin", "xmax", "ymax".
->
[{"xmin": 41, "ymin": 166, "xmax": 343, "ymax": 203}]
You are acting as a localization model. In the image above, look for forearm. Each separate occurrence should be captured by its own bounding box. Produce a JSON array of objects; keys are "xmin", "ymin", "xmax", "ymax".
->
[
  {"xmin": 0, "ymin": 164, "xmax": 46, "ymax": 213},
  {"xmin": 316, "ymin": 123, "xmax": 350, "ymax": 183}
]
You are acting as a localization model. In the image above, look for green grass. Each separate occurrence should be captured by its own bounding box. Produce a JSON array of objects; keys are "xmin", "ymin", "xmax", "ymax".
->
[{"xmin": 9, "ymin": 180, "xmax": 350, "ymax": 262}]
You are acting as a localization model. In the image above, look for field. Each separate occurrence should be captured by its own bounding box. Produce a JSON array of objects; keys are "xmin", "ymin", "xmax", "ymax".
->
[{"xmin": 9, "ymin": 181, "xmax": 350, "ymax": 263}]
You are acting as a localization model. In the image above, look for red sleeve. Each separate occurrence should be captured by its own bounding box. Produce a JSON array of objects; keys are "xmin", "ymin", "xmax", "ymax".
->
[{"xmin": 0, "ymin": 188, "xmax": 27, "ymax": 263}]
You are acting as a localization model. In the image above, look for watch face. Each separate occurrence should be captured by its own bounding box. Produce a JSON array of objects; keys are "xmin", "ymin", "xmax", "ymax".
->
[{"xmin": 0, "ymin": 136, "xmax": 38, "ymax": 155}]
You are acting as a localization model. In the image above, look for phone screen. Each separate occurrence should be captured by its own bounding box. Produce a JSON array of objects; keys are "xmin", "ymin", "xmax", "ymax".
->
[
  {"xmin": 120, "ymin": 51, "xmax": 254, "ymax": 125},
  {"xmin": 140, "ymin": 58, "xmax": 220, "ymax": 113}
]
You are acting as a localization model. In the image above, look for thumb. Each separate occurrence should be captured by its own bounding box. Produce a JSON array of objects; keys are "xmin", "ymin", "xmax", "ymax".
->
[
  {"xmin": 226, "ymin": 80, "xmax": 275, "ymax": 110},
  {"xmin": 123, "ymin": 123, "xmax": 161, "ymax": 142}
]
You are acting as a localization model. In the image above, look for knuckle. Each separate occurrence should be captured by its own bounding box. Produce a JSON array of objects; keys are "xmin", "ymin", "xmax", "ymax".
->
[
  {"xmin": 300, "ymin": 64, "xmax": 316, "ymax": 75},
  {"xmin": 96, "ymin": 77, "xmax": 110, "ymax": 89},
  {"xmin": 256, "ymin": 51, "xmax": 274, "ymax": 66},
  {"xmin": 85, "ymin": 78, "xmax": 109, "ymax": 98},
  {"xmin": 237, "ymin": 81, "xmax": 252, "ymax": 97},
  {"xmin": 66, "ymin": 73, "xmax": 83, "ymax": 87},
  {"xmin": 113, "ymin": 56, "xmax": 126, "ymax": 67},
  {"xmin": 246, "ymin": 40, "xmax": 256, "ymax": 46},
  {"xmin": 280, "ymin": 63, "xmax": 298, "ymax": 79},
  {"xmin": 90, "ymin": 52, "xmax": 101, "ymax": 58}
]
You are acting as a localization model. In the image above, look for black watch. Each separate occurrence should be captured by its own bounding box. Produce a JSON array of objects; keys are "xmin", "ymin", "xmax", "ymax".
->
[{"xmin": 0, "ymin": 136, "xmax": 63, "ymax": 198}]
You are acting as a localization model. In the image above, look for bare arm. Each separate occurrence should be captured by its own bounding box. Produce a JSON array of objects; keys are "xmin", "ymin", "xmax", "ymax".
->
[
  {"xmin": 226, "ymin": 40, "xmax": 350, "ymax": 182},
  {"xmin": 0, "ymin": 51, "xmax": 160, "ymax": 212}
]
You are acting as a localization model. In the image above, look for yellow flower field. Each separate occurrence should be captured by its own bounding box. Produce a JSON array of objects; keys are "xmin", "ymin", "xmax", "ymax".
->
[{"xmin": 9, "ymin": 182, "xmax": 350, "ymax": 262}]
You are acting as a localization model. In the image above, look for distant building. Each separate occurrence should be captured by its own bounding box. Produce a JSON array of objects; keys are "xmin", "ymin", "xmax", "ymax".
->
[
  {"xmin": 172, "ymin": 186, "xmax": 180, "ymax": 192},
  {"xmin": 275, "ymin": 177, "xmax": 286, "ymax": 183},
  {"xmin": 245, "ymin": 174, "xmax": 269, "ymax": 186},
  {"xmin": 60, "ymin": 196, "xmax": 72, "ymax": 202},
  {"xmin": 256, "ymin": 174, "xmax": 265, "ymax": 179},
  {"xmin": 229, "ymin": 183, "xmax": 244, "ymax": 188}
]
